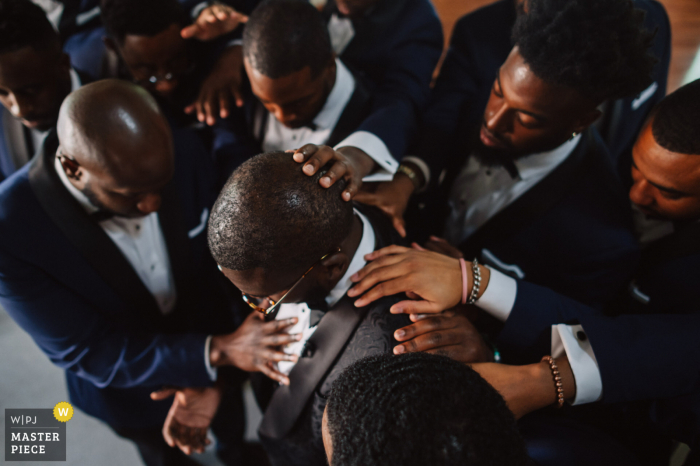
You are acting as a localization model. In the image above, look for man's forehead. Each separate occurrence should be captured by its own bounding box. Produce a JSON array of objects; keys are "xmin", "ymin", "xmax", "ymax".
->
[
  {"xmin": 221, "ymin": 266, "xmax": 300, "ymax": 296},
  {"xmin": 121, "ymin": 24, "xmax": 185, "ymax": 59}
]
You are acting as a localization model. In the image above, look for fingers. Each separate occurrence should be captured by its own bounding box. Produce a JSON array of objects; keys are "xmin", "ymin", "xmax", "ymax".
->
[
  {"xmin": 150, "ymin": 387, "xmax": 177, "ymax": 400},
  {"xmin": 218, "ymin": 90, "xmax": 230, "ymax": 119},
  {"xmin": 394, "ymin": 315, "xmax": 453, "ymax": 342},
  {"xmin": 231, "ymin": 82, "xmax": 244, "ymax": 108},
  {"xmin": 349, "ymin": 253, "xmax": 406, "ymax": 290},
  {"xmin": 259, "ymin": 361, "xmax": 290, "ymax": 386},
  {"xmin": 261, "ymin": 332, "xmax": 303, "ymax": 347},
  {"xmin": 320, "ymin": 158, "xmax": 350, "ymax": 188},
  {"xmin": 292, "ymin": 144, "xmax": 319, "ymax": 166},
  {"xmin": 264, "ymin": 317, "xmax": 298, "ymax": 332},
  {"xmin": 394, "ymin": 329, "xmax": 463, "ymax": 355},
  {"xmin": 353, "ymin": 277, "xmax": 412, "ymax": 308},
  {"xmin": 393, "ymin": 215, "xmax": 407, "ymax": 238},
  {"xmin": 362, "ymin": 245, "xmax": 411, "ymax": 262},
  {"xmin": 389, "ymin": 299, "xmax": 442, "ymax": 315},
  {"xmin": 411, "ymin": 242, "xmax": 427, "ymax": 251},
  {"xmin": 300, "ymin": 145, "xmax": 334, "ymax": 177}
]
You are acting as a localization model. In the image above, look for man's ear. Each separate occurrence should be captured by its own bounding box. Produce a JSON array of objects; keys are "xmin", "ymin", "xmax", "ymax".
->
[
  {"xmin": 573, "ymin": 108, "xmax": 602, "ymax": 134},
  {"xmin": 317, "ymin": 250, "xmax": 350, "ymax": 291},
  {"xmin": 57, "ymin": 152, "xmax": 82, "ymax": 181}
]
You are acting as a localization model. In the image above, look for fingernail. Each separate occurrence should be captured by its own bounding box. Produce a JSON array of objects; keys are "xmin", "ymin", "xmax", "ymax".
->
[
  {"xmin": 350, "ymin": 272, "xmax": 360, "ymax": 280},
  {"xmin": 394, "ymin": 345, "xmax": 405, "ymax": 354},
  {"xmin": 293, "ymin": 153, "xmax": 303, "ymax": 161},
  {"xmin": 288, "ymin": 317, "xmax": 298, "ymax": 324},
  {"xmin": 295, "ymin": 333, "xmax": 303, "ymax": 340},
  {"xmin": 354, "ymin": 299, "xmax": 365, "ymax": 308},
  {"xmin": 395, "ymin": 329, "xmax": 405, "ymax": 338},
  {"xmin": 347, "ymin": 288, "xmax": 356, "ymax": 296},
  {"xmin": 391, "ymin": 307, "xmax": 403, "ymax": 314},
  {"xmin": 343, "ymin": 192, "xmax": 351, "ymax": 201},
  {"xmin": 303, "ymin": 164, "xmax": 314, "ymax": 174},
  {"xmin": 321, "ymin": 176, "xmax": 331, "ymax": 186}
]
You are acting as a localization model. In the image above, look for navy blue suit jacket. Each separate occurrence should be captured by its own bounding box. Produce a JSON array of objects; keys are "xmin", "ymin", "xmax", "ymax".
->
[
  {"xmin": 416, "ymin": 0, "xmax": 670, "ymax": 185},
  {"xmin": 498, "ymin": 222, "xmax": 700, "ymax": 447},
  {"xmin": 322, "ymin": 0, "xmax": 443, "ymax": 160},
  {"xmin": 0, "ymin": 127, "xmax": 239, "ymax": 429}
]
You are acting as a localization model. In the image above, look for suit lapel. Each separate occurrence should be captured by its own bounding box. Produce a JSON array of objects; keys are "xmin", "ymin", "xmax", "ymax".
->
[
  {"xmin": 28, "ymin": 131, "xmax": 162, "ymax": 323},
  {"xmin": 458, "ymin": 130, "xmax": 594, "ymax": 258},
  {"xmin": 258, "ymin": 297, "xmax": 367, "ymax": 439},
  {"xmin": 326, "ymin": 72, "xmax": 372, "ymax": 148}
]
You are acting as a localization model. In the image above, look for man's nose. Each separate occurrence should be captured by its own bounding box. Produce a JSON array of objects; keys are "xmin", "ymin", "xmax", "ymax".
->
[
  {"xmin": 136, "ymin": 193, "xmax": 162, "ymax": 214},
  {"xmin": 155, "ymin": 79, "xmax": 178, "ymax": 96},
  {"xmin": 484, "ymin": 101, "xmax": 511, "ymax": 134},
  {"xmin": 629, "ymin": 179, "xmax": 654, "ymax": 207}
]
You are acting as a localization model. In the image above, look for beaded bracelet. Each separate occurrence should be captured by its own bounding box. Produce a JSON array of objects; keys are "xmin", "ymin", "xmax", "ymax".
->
[
  {"xmin": 541, "ymin": 355, "xmax": 565, "ymax": 408},
  {"xmin": 466, "ymin": 258, "xmax": 481, "ymax": 305}
]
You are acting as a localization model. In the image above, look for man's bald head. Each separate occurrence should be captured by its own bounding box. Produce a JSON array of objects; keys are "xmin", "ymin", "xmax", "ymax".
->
[{"xmin": 56, "ymin": 80, "xmax": 175, "ymax": 217}]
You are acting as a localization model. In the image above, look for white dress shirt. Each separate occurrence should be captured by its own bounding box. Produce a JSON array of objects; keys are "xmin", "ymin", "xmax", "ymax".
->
[
  {"xmin": 54, "ymin": 157, "xmax": 177, "ymax": 315},
  {"xmin": 275, "ymin": 208, "xmax": 376, "ymax": 376},
  {"xmin": 261, "ymin": 59, "xmax": 396, "ymax": 182},
  {"xmin": 478, "ymin": 267, "xmax": 603, "ymax": 405},
  {"xmin": 444, "ymin": 134, "xmax": 582, "ymax": 245}
]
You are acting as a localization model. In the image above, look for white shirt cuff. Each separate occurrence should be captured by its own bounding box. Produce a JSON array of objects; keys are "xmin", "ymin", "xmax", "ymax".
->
[
  {"xmin": 335, "ymin": 131, "xmax": 397, "ymax": 182},
  {"xmin": 400, "ymin": 155, "xmax": 431, "ymax": 190},
  {"xmin": 190, "ymin": 2, "xmax": 208, "ymax": 19},
  {"xmin": 551, "ymin": 324, "xmax": 602, "ymax": 405},
  {"xmin": 204, "ymin": 335, "xmax": 217, "ymax": 381},
  {"xmin": 476, "ymin": 267, "xmax": 517, "ymax": 322}
]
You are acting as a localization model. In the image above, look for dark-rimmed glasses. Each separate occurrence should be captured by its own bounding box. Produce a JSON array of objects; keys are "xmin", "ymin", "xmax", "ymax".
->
[{"xmin": 237, "ymin": 247, "xmax": 341, "ymax": 322}]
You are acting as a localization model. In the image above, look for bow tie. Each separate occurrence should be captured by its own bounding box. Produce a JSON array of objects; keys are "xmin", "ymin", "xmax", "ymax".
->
[{"xmin": 89, "ymin": 210, "xmax": 116, "ymax": 222}]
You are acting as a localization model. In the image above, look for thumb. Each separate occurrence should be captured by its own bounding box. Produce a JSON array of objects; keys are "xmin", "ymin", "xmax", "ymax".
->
[
  {"xmin": 151, "ymin": 387, "xmax": 178, "ymax": 400},
  {"xmin": 389, "ymin": 299, "xmax": 442, "ymax": 315},
  {"xmin": 392, "ymin": 215, "xmax": 406, "ymax": 238}
]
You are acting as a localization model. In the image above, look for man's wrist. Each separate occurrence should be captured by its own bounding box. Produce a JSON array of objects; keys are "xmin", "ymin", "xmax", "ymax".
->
[
  {"xmin": 469, "ymin": 263, "xmax": 491, "ymax": 300},
  {"xmin": 336, "ymin": 146, "xmax": 377, "ymax": 178},
  {"xmin": 209, "ymin": 335, "xmax": 230, "ymax": 367},
  {"xmin": 397, "ymin": 161, "xmax": 425, "ymax": 191}
]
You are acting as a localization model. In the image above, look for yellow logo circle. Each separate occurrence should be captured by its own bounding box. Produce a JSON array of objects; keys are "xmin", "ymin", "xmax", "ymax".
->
[{"xmin": 53, "ymin": 402, "xmax": 74, "ymax": 422}]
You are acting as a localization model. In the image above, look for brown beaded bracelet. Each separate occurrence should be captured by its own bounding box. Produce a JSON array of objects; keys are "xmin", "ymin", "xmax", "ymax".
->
[{"xmin": 541, "ymin": 355, "xmax": 565, "ymax": 408}]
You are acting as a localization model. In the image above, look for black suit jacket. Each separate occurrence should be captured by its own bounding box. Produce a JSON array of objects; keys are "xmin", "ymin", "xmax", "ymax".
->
[{"xmin": 252, "ymin": 205, "xmax": 410, "ymax": 466}]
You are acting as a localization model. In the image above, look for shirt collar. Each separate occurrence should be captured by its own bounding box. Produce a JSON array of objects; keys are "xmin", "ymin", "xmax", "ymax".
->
[
  {"xmin": 311, "ymin": 59, "xmax": 356, "ymax": 131},
  {"xmin": 513, "ymin": 133, "xmax": 582, "ymax": 180},
  {"xmin": 325, "ymin": 208, "xmax": 375, "ymax": 307},
  {"xmin": 54, "ymin": 154, "xmax": 99, "ymax": 214},
  {"xmin": 69, "ymin": 68, "xmax": 81, "ymax": 93}
]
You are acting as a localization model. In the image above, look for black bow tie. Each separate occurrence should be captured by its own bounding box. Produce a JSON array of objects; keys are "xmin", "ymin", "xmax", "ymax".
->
[{"xmin": 89, "ymin": 210, "xmax": 116, "ymax": 222}]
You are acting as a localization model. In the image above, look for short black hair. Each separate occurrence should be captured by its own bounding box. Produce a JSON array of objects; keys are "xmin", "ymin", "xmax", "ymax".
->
[
  {"xmin": 101, "ymin": 0, "xmax": 188, "ymax": 44},
  {"xmin": 326, "ymin": 353, "xmax": 529, "ymax": 466},
  {"xmin": 208, "ymin": 151, "xmax": 353, "ymax": 274},
  {"xmin": 651, "ymin": 79, "xmax": 700, "ymax": 155},
  {"xmin": 0, "ymin": 0, "xmax": 60, "ymax": 55},
  {"xmin": 243, "ymin": 0, "xmax": 333, "ymax": 79},
  {"xmin": 512, "ymin": 0, "xmax": 657, "ymax": 102}
]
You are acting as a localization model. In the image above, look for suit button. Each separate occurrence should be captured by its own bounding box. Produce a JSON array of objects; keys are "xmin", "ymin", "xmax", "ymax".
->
[
  {"xmin": 302, "ymin": 342, "xmax": 315, "ymax": 358},
  {"xmin": 576, "ymin": 330, "xmax": 587, "ymax": 341}
]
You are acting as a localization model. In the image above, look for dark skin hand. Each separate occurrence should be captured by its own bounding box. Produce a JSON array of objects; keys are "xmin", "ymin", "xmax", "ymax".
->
[
  {"xmin": 209, "ymin": 312, "xmax": 302, "ymax": 385},
  {"xmin": 393, "ymin": 309, "xmax": 493, "ymax": 363},
  {"xmin": 470, "ymin": 357, "xmax": 575, "ymax": 419},
  {"xmin": 151, "ymin": 385, "xmax": 223, "ymax": 455},
  {"xmin": 180, "ymin": 4, "xmax": 248, "ymax": 41},
  {"xmin": 185, "ymin": 45, "xmax": 245, "ymax": 125},
  {"xmin": 292, "ymin": 144, "xmax": 376, "ymax": 201},
  {"xmin": 353, "ymin": 163, "xmax": 425, "ymax": 238}
]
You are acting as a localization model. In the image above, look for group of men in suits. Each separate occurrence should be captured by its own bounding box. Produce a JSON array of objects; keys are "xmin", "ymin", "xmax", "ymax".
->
[{"xmin": 0, "ymin": 0, "xmax": 697, "ymax": 464}]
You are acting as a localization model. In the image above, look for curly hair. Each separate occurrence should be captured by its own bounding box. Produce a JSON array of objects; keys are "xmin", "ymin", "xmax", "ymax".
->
[
  {"xmin": 651, "ymin": 79, "xmax": 700, "ymax": 155},
  {"xmin": 325, "ymin": 353, "xmax": 529, "ymax": 466},
  {"xmin": 243, "ymin": 0, "xmax": 333, "ymax": 79},
  {"xmin": 207, "ymin": 151, "xmax": 353, "ymax": 274},
  {"xmin": 101, "ymin": 0, "xmax": 188, "ymax": 44},
  {"xmin": 512, "ymin": 0, "xmax": 657, "ymax": 102},
  {"xmin": 0, "ymin": 0, "xmax": 60, "ymax": 55}
]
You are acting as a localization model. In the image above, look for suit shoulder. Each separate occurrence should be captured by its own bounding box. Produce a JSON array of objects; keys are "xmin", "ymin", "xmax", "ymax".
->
[{"xmin": 0, "ymin": 167, "xmax": 34, "ymax": 222}]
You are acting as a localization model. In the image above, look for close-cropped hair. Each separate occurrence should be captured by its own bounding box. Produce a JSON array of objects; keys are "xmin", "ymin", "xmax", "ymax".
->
[
  {"xmin": 0, "ymin": 0, "xmax": 60, "ymax": 55},
  {"xmin": 651, "ymin": 79, "xmax": 700, "ymax": 155},
  {"xmin": 512, "ymin": 0, "xmax": 657, "ymax": 102},
  {"xmin": 100, "ymin": 0, "xmax": 189, "ymax": 44},
  {"xmin": 243, "ymin": 0, "xmax": 333, "ymax": 79},
  {"xmin": 325, "ymin": 353, "xmax": 530, "ymax": 466},
  {"xmin": 207, "ymin": 151, "xmax": 353, "ymax": 275}
]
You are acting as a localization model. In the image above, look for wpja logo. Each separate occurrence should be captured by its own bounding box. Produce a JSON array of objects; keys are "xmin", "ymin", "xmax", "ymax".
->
[{"xmin": 5, "ymin": 403, "xmax": 71, "ymax": 462}]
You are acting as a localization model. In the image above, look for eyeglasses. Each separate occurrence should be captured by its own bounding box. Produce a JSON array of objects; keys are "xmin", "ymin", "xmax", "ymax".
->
[{"xmin": 239, "ymin": 248, "xmax": 340, "ymax": 322}]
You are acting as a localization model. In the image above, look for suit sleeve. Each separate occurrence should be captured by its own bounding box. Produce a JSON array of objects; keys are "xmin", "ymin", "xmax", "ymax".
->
[
  {"xmin": 0, "ymin": 248, "xmax": 215, "ymax": 390},
  {"xmin": 498, "ymin": 280, "xmax": 700, "ymax": 404},
  {"xmin": 352, "ymin": 10, "xmax": 443, "ymax": 162}
]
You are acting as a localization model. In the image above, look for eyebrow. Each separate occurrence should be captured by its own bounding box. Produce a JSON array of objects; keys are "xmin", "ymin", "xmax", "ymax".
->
[
  {"xmin": 631, "ymin": 158, "xmax": 688, "ymax": 196},
  {"xmin": 496, "ymin": 70, "xmax": 547, "ymax": 123}
]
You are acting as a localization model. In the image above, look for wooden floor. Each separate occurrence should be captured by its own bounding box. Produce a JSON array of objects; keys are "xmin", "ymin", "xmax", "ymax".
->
[{"xmin": 431, "ymin": 0, "xmax": 700, "ymax": 93}]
